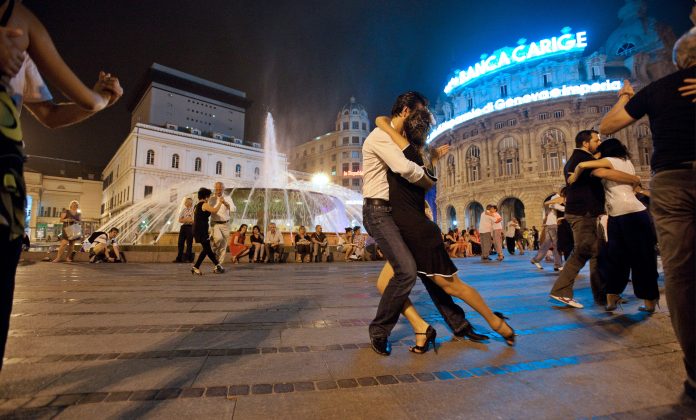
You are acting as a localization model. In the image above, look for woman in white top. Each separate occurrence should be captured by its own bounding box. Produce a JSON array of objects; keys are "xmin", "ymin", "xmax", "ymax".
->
[{"xmin": 569, "ymin": 138, "xmax": 659, "ymax": 312}]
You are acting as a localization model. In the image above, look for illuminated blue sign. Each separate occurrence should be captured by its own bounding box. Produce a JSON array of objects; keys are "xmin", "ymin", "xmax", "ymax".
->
[
  {"xmin": 444, "ymin": 29, "xmax": 588, "ymax": 94},
  {"xmin": 429, "ymin": 80, "xmax": 621, "ymax": 143}
]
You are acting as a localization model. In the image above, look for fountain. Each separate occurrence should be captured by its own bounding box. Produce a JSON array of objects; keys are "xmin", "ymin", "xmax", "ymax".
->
[{"xmin": 99, "ymin": 113, "xmax": 363, "ymax": 245}]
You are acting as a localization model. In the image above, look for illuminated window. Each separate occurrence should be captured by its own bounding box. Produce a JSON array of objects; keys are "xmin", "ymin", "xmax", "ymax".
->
[
  {"xmin": 171, "ymin": 154, "xmax": 179, "ymax": 169},
  {"xmin": 194, "ymin": 157, "xmax": 202, "ymax": 172},
  {"xmin": 146, "ymin": 149, "xmax": 155, "ymax": 165}
]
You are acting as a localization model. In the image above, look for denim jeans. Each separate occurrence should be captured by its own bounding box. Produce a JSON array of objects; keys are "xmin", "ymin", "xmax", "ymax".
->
[
  {"xmin": 651, "ymin": 169, "xmax": 696, "ymax": 387},
  {"xmin": 550, "ymin": 213, "xmax": 605, "ymax": 301},
  {"xmin": 364, "ymin": 203, "xmax": 470, "ymax": 339}
]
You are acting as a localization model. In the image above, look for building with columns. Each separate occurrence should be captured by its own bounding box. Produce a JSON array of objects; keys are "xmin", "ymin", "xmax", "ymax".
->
[
  {"xmin": 288, "ymin": 97, "xmax": 370, "ymax": 192},
  {"xmin": 428, "ymin": 0, "xmax": 675, "ymax": 230}
]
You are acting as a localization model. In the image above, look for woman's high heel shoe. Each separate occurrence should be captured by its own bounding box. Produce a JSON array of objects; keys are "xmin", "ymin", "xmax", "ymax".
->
[
  {"xmin": 638, "ymin": 299, "xmax": 659, "ymax": 313},
  {"xmin": 605, "ymin": 293, "xmax": 623, "ymax": 312},
  {"xmin": 191, "ymin": 267, "xmax": 202, "ymax": 276},
  {"xmin": 409, "ymin": 325, "xmax": 437, "ymax": 354},
  {"xmin": 493, "ymin": 312, "xmax": 515, "ymax": 347}
]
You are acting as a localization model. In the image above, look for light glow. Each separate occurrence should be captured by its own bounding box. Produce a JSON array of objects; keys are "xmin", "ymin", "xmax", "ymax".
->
[
  {"xmin": 428, "ymin": 80, "xmax": 622, "ymax": 143},
  {"xmin": 311, "ymin": 173, "xmax": 329, "ymax": 186},
  {"xmin": 444, "ymin": 30, "xmax": 588, "ymax": 94}
]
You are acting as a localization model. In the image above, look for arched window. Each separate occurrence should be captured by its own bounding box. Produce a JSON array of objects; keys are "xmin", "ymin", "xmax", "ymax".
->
[
  {"xmin": 235, "ymin": 164, "xmax": 242, "ymax": 178},
  {"xmin": 194, "ymin": 157, "xmax": 202, "ymax": 172},
  {"xmin": 638, "ymin": 138, "xmax": 652, "ymax": 167},
  {"xmin": 215, "ymin": 161, "xmax": 223, "ymax": 175},
  {"xmin": 171, "ymin": 154, "xmax": 179, "ymax": 169},
  {"xmin": 540, "ymin": 129, "xmax": 566, "ymax": 172},
  {"xmin": 146, "ymin": 149, "xmax": 155, "ymax": 165},
  {"xmin": 446, "ymin": 154, "xmax": 456, "ymax": 186},
  {"xmin": 465, "ymin": 145, "xmax": 481, "ymax": 182},
  {"xmin": 498, "ymin": 137, "xmax": 520, "ymax": 176},
  {"xmin": 254, "ymin": 167, "xmax": 260, "ymax": 180},
  {"xmin": 617, "ymin": 42, "xmax": 636, "ymax": 57}
]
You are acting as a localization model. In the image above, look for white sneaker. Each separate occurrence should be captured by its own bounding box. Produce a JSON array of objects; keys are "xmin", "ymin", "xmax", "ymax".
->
[
  {"xmin": 531, "ymin": 260, "xmax": 543, "ymax": 270},
  {"xmin": 550, "ymin": 294, "xmax": 584, "ymax": 308}
]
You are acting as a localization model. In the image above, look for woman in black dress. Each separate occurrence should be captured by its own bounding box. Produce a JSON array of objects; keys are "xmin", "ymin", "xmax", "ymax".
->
[
  {"xmin": 192, "ymin": 187, "xmax": 226, "ymax": 275},
  {"xmin": 374, "ymin": 110, "xmax": 515, "ymax": 353}
]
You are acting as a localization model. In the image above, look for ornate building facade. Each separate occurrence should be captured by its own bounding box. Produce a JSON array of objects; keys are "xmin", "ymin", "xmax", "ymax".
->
[
  {"xmin": 429, "ymin": 0, "xmax": 675, "ymax": 230},
  {"xmin": 288, "ymin": 97, "xmax": 370, "ymax": 192}
]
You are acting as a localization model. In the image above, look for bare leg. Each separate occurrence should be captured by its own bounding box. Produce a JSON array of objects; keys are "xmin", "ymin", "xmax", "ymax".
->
[
  {"xmin": 430, "ymin": 273, "xmax": 513, "ymax": 338},
  {"xmin": 66, "ymin": 240, "xmax": 75, "ymax": 262},
  {"xmin": 52, "ymin": 240, "xmax": 68, "ymax": 262},
  {"xmin": 376, "ymin": 262, "xmax": 429, "ymax": 342}
]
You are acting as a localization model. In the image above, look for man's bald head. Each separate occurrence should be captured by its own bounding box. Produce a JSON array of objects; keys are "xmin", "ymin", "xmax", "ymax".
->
[{"xmin": 674, "ymin": 29, "xmax": 696, "ymax": 69}]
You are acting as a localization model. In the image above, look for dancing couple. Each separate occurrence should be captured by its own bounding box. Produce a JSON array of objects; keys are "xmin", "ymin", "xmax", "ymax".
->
[{"xmin": 362, "ymin": 92, "xmax": 514, "ymax": 355}]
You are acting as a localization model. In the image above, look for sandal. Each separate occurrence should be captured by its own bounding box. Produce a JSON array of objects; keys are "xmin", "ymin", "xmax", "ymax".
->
[
  {"xmin": 409, "ymin": 326, "xmax": 437, "ymax": 354},
  {"xmin": 492, "ymin": 312, "xmax": 515, "ymax": 346}
]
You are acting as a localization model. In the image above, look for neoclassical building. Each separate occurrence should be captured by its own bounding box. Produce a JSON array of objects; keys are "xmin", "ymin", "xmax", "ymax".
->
[
  {"xmin": 289, "ymin": 97, "xmax": 370, "ymax": 192},
  {"xmin": 429, "ymin": 0, "xmax": 675, "ymax": 230}
]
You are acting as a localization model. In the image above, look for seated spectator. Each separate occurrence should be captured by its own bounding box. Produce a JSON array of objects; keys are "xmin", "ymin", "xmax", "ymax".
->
[
  {"xmin": 229, "ymin": 224, "xmax": 250, "ymax": 264},
  {"xmin": 340, "ymin": 227, "xmax": 355, "ymax": 261},
  {"xmin": 444, "ymin": 229, "xmax": 459, "ymax": 257},
  {"xmin": 89, "ymin": 228, "xmax": 122, "ymax": 263},
  {"xmin": 248, "ymin": 225, "xmax": 265, "ymax": 262},
  {"xmin": 264, "ymin": 222, "xmax": 284, "ymax": 263},
  {"xmin": 294, "ymin": 225, "xmax": 312, "ymax": 262},
  {"xmin": 349, "ymin": 226, "xmax": 366, "ymax": 261},
  {"xmin": 311, "ymin": 224, "xmax": 328, "ymax": 262},
  {"xmin": 468, "ymin": 228, "xmax": 482, "ymax": 256}
]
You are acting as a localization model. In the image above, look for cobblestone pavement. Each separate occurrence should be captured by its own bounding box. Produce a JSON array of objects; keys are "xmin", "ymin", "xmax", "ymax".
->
[{"xmin": 1, "ymin": 255, "xmax": 694, "ymax": 419}]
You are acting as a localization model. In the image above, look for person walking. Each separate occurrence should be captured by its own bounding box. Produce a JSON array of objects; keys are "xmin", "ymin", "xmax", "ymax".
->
[
  {"xmin": 478, "ymin": 205, "xmax": 496, "ymax": 261},
  {"xmin": 52, "ymin": 200, "xmax": 81, "ymax": 262},
  {"xmin": 531, "ymin": 193, "xmax": 565, "ymax": 271},
  {"xmin": 173, "ymin": 197, "xmax": 194, "ymax": 263},
  {"xmin": 191, "ymin": 188, "xmax": 226, "ymax": 275}
]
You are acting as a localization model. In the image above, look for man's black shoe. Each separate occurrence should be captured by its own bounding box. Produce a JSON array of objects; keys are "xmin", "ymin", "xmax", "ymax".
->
[
  {"xmin": 370, "ymin": 337, "xmax": 391, "ymax": 356},
  {"xmin": 454, "ymin": 324, "xmax": 489, "ymax": 342}
]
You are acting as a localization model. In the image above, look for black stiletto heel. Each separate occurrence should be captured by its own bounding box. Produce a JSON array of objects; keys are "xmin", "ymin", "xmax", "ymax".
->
[
  {"xmin": 409, "ymin": 326, "xmax": 437, "ymax": 354},
  {"xmin": 493, "ymin": 312, "xmax": 515, "ymax": 346}
]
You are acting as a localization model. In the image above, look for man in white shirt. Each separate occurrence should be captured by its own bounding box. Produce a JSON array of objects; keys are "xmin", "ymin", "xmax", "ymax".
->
[
  {"xmin": 263, "ymin": 222, "xmax": 284, "ymax": 263},
  {"xmin": 531, "ymin": 193, "xmax": 565, "ymax": 270},
  {"xmin": 478, "ymin": 205, "xmax": 496, "ymax": 261},
  {"xmin": 363, "ymin": 91, "xmax": 486, "ymax": 356},
  {"xmin": 209, "ymin": 182, "xmax": 234, "ymax": 264}
]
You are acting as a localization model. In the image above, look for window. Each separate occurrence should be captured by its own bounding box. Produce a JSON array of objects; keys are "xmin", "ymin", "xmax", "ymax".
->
[
  {"xmin": 588, "ymin": 106, "xmax": 599, "ymax": 114},
  {"xmin": 331, "ymin": 166, "xmax": 336, "ymax": 176},
  {"xmin": 235, "ymin": 164, "xmax": 242, "ymax": 178},
  {"xmin": 342, "ymin": 151, "xmax": 349, "ymax": 159},
  {"xmin": 352, "ymin": 121, "xmax": 359, "ymax": 129},
  {"xmin": 494, "ymin": 121, "xmax": 505, "ymax": 130},
  {"xmin": 638, "ymin": 139, "xmax": 651, "ymax": 167},
  {"xmin": 601, "ymin": 105, "xmax": 612, "ymax": 114},
  {"xmin": 194, "ymin": 157, "xmax": 202, "ymax": 172},
  {"xmin": 508, "ymin": 119, "xmax": 517, "ymax": 126},
  {"xmin": 498, "ymin": 137, "xmax": 520, "ymax": 176},
  {"xmin": 342, "ymin": 163, "xmax": 349, "ymax": 174},
  {"xmin": 144, "ymin": 185, "xmax": 153, "ymax": 197},
  {"xmin": 146, "ymin": 149, "xmax": 155, "ymax": 165},
  {"xmin": 500, "ymin": 84, "xmax": 508, "ymax": 98},
  {"xmin": 215, "ymin": 161, "xmax": 223, "ymax": 175},
  {"xmin": 538, "ymin": 112, "xmax": 549, "ymax": 120},
  {"xmin": 342, "ymin": 179, "xmax": 349, "ymax": 186},
  {"xmin": 466, "ymin": 145, "xmax": 481, "ymax": 182},
  {"xmin": 541, "ymin": 129, "xmax": 566, "ymax": 172},
  {"xmin": 171, "ymin": 154, "xmax": 179, "ymax": 169},
  {"xmin": 331, "ymin": 140, "xmax": 336, "ymax": 148},
  {"xmin": 342, "ymin": 122, "xmax": 349, "ymax": 130},
  {"xmin": 446, "ymin": 154, "xmax": 456, "ymax": 186},
  {"xmin": 352, "ymin": 162, "xmax": 360, "ymax": 172},
  {"xmin": 331, "ymin": 154, "xmax": 336, "ymax": 162},
  {"xmin": 617, "ymin": 42, "xmax": 636, "ymax": 57},
  {"xmin": 311, "ymin": 147, "xmax": 315, "ymax": 154},
  {"xmin": 351, "ymin": 151, "xmax": 360, "ymax": 159},
  {"xmin": 553, "ymin": 110, "xmax": 564, "ymax": 119},
  {"xmin": 351, "ymin": 136, "xmax": 359, "ymax": 144},
  {"xmin": 254, "ymin": 167, "xmax": 260, "ymax": 179},
  {"xmin": 352, "ymin": 178, "xmax": 360, "ymax": 187},
  {"xmin": 467, "ymin": 97, "xmax": 473, "ymax": 110},
  {"xmin": 471, "ymin": 129, "xmax": 478, "ymax": 136},
  {"xmin": 362, "ymin": 122, "xmax": 367, "ymax": 131},
  {"xmin": 591, "ymin": 65, "xmax": 601, "ymax": 79},
  {"xmin": 638, "ymin": 124, "xmax": 649, "ymax": 138},
  {"xmin": 542, "ymin": 73, "xmax": 551, "ymax": 87},
  {"xmin": 342, "ymin": 137, "xmax": 349, "ymax": 145}
]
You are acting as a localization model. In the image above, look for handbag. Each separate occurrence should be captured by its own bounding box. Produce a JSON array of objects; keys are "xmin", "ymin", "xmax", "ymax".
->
[{"xmin": 64, "ymin": 223, "xmax": 82, "ymax": 241}]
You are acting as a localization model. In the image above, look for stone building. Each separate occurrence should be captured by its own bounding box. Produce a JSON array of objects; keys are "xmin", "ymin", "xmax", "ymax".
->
[
  {"xmin": 429, "ymin": 0, "xmax": 675, "ymax": 230},
  {"xmin": 288, "ymin": 97, "xmax": 370, "ymax": 193}
]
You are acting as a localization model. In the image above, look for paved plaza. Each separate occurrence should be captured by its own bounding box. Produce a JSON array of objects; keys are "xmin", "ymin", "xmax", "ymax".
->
[{"xmin": 1, "ymin": 255, "xmax": 695, "ymax": 419}]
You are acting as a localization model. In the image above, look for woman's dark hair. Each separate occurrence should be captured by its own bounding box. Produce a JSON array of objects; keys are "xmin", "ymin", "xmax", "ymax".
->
[
  {"xmin": 238, "ymin": 224, "xmax": 248, "ymax": 232},
  {"xmin": 597, "ymin": 138, "xmax": 630, "ymax": 160},
  {"xmin": 403, "ymin": 108, "xmax": 432, "ymax": 149},
  {"xmin": 468, "ymin": 229, "xmax": 476, "ymax": 235},
  {"xmin": 197, "ymin": 187, "xmax": 212, "ymax": 200},
  {"xmin": 252, "ymin": 225, "xmax": 260, "ymax": 233},
  {"xmin": 391, "ymin": 91, "xmax": 428, "ymax": 117},
  {"xmin": 447, "ymin": 229, "xmax": 454, "ymax": 236}
]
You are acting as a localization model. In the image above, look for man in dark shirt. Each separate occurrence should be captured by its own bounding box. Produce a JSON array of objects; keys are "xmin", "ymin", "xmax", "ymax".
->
[
  {"xmin": 310, "ymin": 224, "xmax": 328, "ymax": 262},
  {"xmin": 549, "ymin": 130, "xmax": 640, "ymax": 309},
  {"xmin": 599, "ymin": 29, "xmax": 696, "ymax": 401}
]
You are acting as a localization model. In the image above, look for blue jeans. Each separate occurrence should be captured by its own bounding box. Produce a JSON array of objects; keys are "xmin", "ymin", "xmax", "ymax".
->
[{"xmin": 364, "ymin": 203, "xmax": 470, "ymax": 339}]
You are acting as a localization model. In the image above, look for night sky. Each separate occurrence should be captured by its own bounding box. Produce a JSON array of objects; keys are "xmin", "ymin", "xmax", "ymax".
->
[{"xmin": 22, "ymin": 0, "xmax": 689, "ymax": 173}]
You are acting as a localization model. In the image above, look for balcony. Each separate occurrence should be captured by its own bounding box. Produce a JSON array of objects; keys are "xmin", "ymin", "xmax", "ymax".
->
[{"xmin": 538, "ymin": 169, "xmax": 563, "ymax": 178}]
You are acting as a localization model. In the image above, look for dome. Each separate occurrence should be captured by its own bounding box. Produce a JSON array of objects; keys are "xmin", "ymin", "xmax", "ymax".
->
[
  {"xmin": 335, "ymin": 96, "xmax": 370, "ymax": 132},
  {"xmin": 338, "ymin": 97, "xmax": 367, "ymax": 118}
]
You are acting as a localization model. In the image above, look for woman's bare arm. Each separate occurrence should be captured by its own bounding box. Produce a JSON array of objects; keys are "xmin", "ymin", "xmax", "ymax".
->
[{"xmin": 375, "ymin": 116, "xmax": 410, "ymax": 149}]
